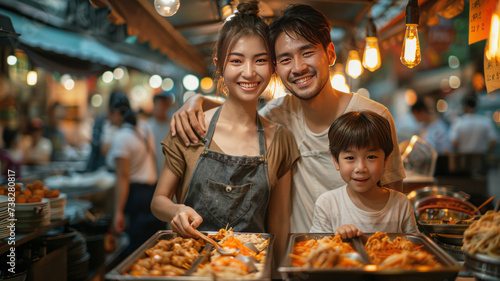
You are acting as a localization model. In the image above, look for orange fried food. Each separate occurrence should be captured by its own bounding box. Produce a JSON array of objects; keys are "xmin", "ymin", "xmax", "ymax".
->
[
  {"xmin": 364, "ymin": 232, "xmax": 440, "ymax": 269},
  {"xmin": 23, "ymin": 189, "xmax": 32, "ymax": 198},
  {"xmin": 27, "ymin": 196, "xmax": 42, "ymax": 203},
  {"xmin": 291, "ymin": 235, "xmax": 360, "ymax": 268},
  {"xmin": 15, "ymin": 195, "xmax": 26, "ymax": 203},
  {"xmin": 33, "ymin": 189, "xmax": 44, "ymax": 197}
]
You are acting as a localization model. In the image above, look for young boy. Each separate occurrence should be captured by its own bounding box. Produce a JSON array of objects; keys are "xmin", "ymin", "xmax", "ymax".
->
[{"xmin": 310, "ymin": 111, "xmax": 418, "ymax": 238}]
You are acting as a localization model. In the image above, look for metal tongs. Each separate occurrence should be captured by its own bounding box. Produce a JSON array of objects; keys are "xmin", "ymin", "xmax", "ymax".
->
[
  {"xmin": 351, "ymin": 237, "xmax": 371, "ymax": 265},
  {"xmin": 192, "ymin": 229, "xmax": 240, "ymax": 256}
]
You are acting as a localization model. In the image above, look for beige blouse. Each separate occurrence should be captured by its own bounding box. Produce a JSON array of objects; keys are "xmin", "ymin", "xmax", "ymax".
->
[{"xmin": 161, "ymin": 124, "xmax": 300, "ymax": 203}]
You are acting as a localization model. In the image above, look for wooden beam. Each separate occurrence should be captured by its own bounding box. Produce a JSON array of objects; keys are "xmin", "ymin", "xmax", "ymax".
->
[{"xmin": 102, "ymin": 0, "xmax": 208, "ymax": 75}]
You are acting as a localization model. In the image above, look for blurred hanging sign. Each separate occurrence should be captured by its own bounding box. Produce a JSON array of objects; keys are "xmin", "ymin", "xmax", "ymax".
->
[
  {"xmin": 484, "ymin": 52, "xmax": 500, "ymax": 92},
  {"xmin": 469, "ymin": 0, "xmax": 496, "ymax": 44}
]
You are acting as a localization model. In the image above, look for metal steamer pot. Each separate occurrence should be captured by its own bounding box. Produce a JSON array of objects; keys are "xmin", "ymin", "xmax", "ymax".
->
[{"xmin": 407, "ymin": 186, "xmax": 479, "ymax": 221}]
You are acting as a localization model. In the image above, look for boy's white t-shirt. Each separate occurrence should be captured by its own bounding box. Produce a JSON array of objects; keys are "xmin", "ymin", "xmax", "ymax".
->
[{"xmin": 310, "ymin": 185, "xmax": 419, "ymax": 234}]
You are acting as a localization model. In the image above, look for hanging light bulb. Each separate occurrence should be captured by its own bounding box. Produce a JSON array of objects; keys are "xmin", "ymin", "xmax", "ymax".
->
[
  {"xmin": 27, "ymin": 71, "xmax": 37, "ymax": 86},
  {"xmin": 331, "ymin": 66, "xmax": 350, "ymax": 93},
  {"xmin": 363, "ymin": 17, "xmax": 381, "ymax": 71},
  {"xmin": 154, "ymin": 0, "xmax": 180, "ymax": 17},
  {"xmin": 400, "ymin": 0, "xmax": 421, "ymax": 68},
  {"xmin": 486, "ymin": 2, "xmax": 500, "ymax": 61},
  {"xmin": 346, "ymin": 50, "xmax": 363, "ymax": 79}
]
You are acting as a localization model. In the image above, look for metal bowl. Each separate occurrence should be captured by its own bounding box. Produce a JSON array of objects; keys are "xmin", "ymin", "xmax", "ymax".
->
[
  {"xmin": 407, "ymin": 186, "xmax": 470, "ymax": 211},
  {"xmin": 465, "ymin": 251, "xmax": 500, "ymax": 281}
]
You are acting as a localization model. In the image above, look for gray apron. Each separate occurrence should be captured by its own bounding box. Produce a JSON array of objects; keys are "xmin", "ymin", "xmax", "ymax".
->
[{"xmin": 183, "ymin": 106, "xmax": 270, "ymax": 232}]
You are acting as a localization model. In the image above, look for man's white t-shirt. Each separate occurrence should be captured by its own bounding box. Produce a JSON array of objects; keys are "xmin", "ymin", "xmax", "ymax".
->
[
  {"xmin": 106, "ymin": 121, "xmax": 157, "ymax": 185},
  {"xmin": 310, "ymin": 185, "xmax": 419, "ymax": 234},
  {"xmin": 260, "ymin": 93, "xmax": 406, "ymax": 233},
  {"xmin": 421, "ymin": 118, "xmax": 452, "ymax": 154},
  {"xmin": 450, "ymin": 113, "xmax": 498, "ymax": 153}
]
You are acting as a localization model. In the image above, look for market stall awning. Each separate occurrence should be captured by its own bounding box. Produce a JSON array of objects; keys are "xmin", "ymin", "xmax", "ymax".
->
[
  {"xmin": 1, "ymin": 8, "xmax": 188, "ymax": 77},
  {"xmin": 90, "ymin": 0, "xmax": 209, "ymax": 76},
  {"xmin": 2, "ymin": 9, "xmax": 121, "ymax": 66}
]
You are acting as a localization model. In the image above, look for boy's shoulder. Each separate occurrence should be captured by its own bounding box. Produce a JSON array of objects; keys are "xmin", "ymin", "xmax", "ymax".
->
[
  {"xmin": 387, "ymin": 188, "xmax": 412, "ymax": 203},
  {"xmin": 316, "ymin": 185, "xmax": 346, "ymax": 203}
]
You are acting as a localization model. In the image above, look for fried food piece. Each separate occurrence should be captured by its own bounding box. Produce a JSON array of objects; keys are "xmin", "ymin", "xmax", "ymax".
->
[{"xmin": 27, "ymin": 195, "xmax": 42, "ymax": 203}]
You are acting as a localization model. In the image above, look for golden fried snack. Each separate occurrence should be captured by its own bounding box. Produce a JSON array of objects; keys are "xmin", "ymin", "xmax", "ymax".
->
[
  {"xmin": 27, "ymin": 196, "xmax": 42, "ymax": 203},
  {"xmin": 291, "ymin": 235, "xmax": 360, "ymax": 268},
  {"xmin": 15, "ymin": 195, "xmax": 26, "ymax": 203},
  {"xmin": 125, "ymin": 237, "xmax": 205, "ymax": 277}
]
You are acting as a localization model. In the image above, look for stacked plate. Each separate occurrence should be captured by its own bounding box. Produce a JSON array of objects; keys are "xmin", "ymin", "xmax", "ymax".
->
[
  {"xmin": 48, "ymin": 193, "xmax": 66, "ymax": 220},
  {"xmin": 15, "ymin": 198, "xmax": 51, "ymax": 233},
  {"xmin": 0, "ymin": 196, "xmax": 10, "ymax": 239}
]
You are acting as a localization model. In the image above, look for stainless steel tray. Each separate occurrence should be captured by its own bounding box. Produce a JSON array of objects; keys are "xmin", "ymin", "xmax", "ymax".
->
[
  {"xmin": 105, "ymin": 230, "xmax": 274, "ymax": 281},
  {"xmin": 279, "ymin": 233, "xmax": 461, "ymax": 281},
  {"xmin": 105, "ymin": 231, "xmax": 208, "ymax": 281},
  {"xmin": 278, "ymin": 233, "xmax": 367, "ymax": 281}
]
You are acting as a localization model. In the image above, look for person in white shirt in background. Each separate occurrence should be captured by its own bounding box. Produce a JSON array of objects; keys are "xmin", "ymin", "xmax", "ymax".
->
[
  {"xmin": 310, "ymin": 111, "xmax": 418, "ymax": 237},
  {"xmin": 24, "ymin": 118, "xmax": 52, "ymax": 165},
  {"xmin": 105, "ymin": 92, "xmax": 163, "ymax": 256},
  {"xmin": 147, "ymin": 91, "xmax": 174, "ymax": 177},
  {"xmin": 450, "ymin": 95, "xmax": 497, "ymax": 153},
  {"xmin": 411, "ymin": 99, "xmax": 452, "ymax": 154}
]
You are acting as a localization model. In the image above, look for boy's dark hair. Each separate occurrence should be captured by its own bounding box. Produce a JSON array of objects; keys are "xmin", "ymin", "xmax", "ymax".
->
[
  {"xmin": 328, "ymin": 111, "xmax": 393, "ymax": 162},
  {"xmin": 411, "ymin": 99, "xmax": 428, "ymax": 113},
  {"xmin": 214, "ymin": 0, "xmax": 271, "ymax": 95},
  {"xmin": 269, "ymin": 4, "xmax": 332, "ymax": 61}
]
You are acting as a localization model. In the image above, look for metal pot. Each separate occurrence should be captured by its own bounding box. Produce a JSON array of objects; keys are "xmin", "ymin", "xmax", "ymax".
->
[{"xmin": 407, "ymin": 186, "xmax": 470, "ymax": 211}]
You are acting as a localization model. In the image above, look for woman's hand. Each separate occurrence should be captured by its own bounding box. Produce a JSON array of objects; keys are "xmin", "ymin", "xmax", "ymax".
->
[
  {"xmin": 171, "ymin": 205, "xmax": 203, "ymax": 238},
  {"xmin": 170, "ymin": 94, "xmax": 207, "ymax": 146},
  {"xmin": 335, "ymin": 224, "xmax": 363, "ymax": 239},
  {"xmin": 114, "ymin": 211, "xmax": 126, "ymax": 233}
]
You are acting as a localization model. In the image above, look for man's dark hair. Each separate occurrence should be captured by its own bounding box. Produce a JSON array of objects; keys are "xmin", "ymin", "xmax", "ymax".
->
[
  {"xmin": 462, "ymin": 95, "xmax": 477, "ymax": 110},
  {"xmin": 328, "ymin": 111, "xmax": 393, "ymax": 162},
  {"xmin": 2, "ymin": 128, "xmax": 18, "ymax": 148},
  {"xmin": 411, "ymin": 100, "xmax": 428, "ymax": 113},
  {"xmin": 269, "ymin": 4, "xmax": 332, "ymax": 61}
]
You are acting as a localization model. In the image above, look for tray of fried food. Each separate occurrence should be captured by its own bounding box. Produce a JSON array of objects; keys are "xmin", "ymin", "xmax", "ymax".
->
[
  {"xmin": 105, "ymin": 230, "xmax": 208, "ymax": 280},
  {"xmin": 191, "ymin": 228, "xmax": 273, "ymax": 280},
  {"xmin": 278, "ymin": 233, "xmax": 366, "ymax": 281},
  {"xmin": 358, "ymin": 232, "xmax": 461, "ymax": 281}
]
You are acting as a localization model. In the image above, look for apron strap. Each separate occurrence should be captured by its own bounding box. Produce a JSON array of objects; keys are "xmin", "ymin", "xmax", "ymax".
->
[
  {"xmin": 202, "ymin": 106, "xmax": 223, "ymax": 151},
  {"xmin": 203, "ymin": 105, "xmax": 267, "ymax": 157},
  {"xmin": 256, "ymin": 114, "xmax": 265, "ymax": 157}
]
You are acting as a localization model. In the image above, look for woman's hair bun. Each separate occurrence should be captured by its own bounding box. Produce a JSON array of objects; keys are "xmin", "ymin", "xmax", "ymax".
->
[{"xmin": 236, "ymin": 0, "xmax": 260, "ymax": 17}]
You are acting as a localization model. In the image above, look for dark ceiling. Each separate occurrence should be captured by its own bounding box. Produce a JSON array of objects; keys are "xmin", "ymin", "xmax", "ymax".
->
[
  {"xmin": 1, "ymin": 0, "xmax": 410, "ymax": 77},
  {"xmin": 159, "ymin": 0, "xmax": 407, "ymax": 63}
]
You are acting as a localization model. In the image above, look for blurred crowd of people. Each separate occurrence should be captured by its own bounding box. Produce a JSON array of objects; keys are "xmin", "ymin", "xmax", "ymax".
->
[
  {"xmin": 410, "ymin": 94, "xmax": 497, "ymax": 156},
  {"xmin": 0, "ymin": 90, "xmax": 174, "ymax": 182}
]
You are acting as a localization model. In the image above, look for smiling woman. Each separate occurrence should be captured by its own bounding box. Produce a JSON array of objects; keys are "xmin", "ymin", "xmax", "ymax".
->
[{"xmin": 151, "ymin": 0, "xmax": 299, "ymax": 270}]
